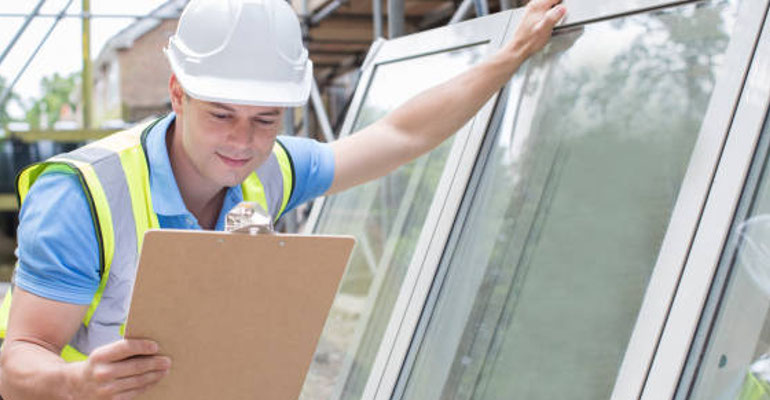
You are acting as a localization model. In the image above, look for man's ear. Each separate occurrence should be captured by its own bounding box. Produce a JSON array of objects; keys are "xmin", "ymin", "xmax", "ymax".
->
[{"xmin": 169, "ymin": 74, "xmax": 185, "ymax": 115}]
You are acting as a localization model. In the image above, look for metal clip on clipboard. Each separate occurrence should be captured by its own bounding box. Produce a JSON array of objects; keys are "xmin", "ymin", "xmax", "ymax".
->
[{"xmin": 224, "ymin": 202, "xmax": 275, "ymax": 235}]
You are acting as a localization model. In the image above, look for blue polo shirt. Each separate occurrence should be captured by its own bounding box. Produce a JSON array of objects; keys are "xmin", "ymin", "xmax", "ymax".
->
[{"xmin": 14, "ymin": 113, "xmax": 335, "ymax": 304}]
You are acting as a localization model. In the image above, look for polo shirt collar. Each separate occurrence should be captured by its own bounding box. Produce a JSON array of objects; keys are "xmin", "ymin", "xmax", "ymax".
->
[{"xmin": 146, "ymin": 113, "xmax": 191, "ymax": 217}]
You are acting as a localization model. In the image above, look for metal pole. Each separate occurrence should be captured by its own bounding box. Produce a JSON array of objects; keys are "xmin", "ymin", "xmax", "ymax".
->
[
  {"xmin": 373, "ymin": 0, "xmax": 383, "ymax": 39},
  {"xmin": 284, "ymin": 108, "xmax": 296, "ymax": 136},
  {"xmin": 387, "ymin": 0, "xmax": 404, "ymax": 38},
  {"xmin": 310, "ymin": 80, "xmax": 334, "ymax": 142},
  {"xmin": 0, "ymin": 12, "xmax": 179, "ymax": 19},
  {"xmin": 472, "ymin": 0, "xmax": 489, "ymax": 16},
  {"xmin": 0, "ymin": 0, "xmax": 75, "ymax": 107},
  {"xmin": 309, "ymin": 0, "xmax": 349, "ymax": 25},
  {"xmin": 82, "ymin": 0, "xmax": 93, "ymax": 129},
  {"xmin": 301, "ymin": 0, "xmax": 310, "ymax": 137},
  {"xmin": 0, "ymin": 0, "xmax": 48, "ymax": 68},
  {"xmin": 301, "ymin": 103, "xmax": 311, "ymax": 137},
  {"xmin": 449, "ymin": 0, "xmax": 474, "ymax": 24},
  {"xmin": 499, "ymin": 0, "xmax": 513, "ymax": 11}
]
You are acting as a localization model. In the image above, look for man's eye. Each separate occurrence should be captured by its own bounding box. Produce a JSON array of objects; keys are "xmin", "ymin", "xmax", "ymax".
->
[
  {"xmin": 211, "ymin": 113, "xmax": 229, "ymax": 120},
  {"xmin": 256, "ymin": 119, "xmax": 276, "ymax": 126}
]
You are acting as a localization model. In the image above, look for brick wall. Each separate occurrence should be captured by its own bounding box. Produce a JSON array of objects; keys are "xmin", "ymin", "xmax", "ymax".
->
[
  {"xmin": 118, "ymin": 19, "xmax": 178, "ymax": 122},
  {"xmin": 93, "ymin": 57, "xmax": 123, "ymax": 127}
]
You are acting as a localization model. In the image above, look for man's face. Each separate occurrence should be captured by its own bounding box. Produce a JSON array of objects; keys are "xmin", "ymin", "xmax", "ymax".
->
[{"xmin": 176, "ymin": 94, "xmax": 284, "ymax": 188}]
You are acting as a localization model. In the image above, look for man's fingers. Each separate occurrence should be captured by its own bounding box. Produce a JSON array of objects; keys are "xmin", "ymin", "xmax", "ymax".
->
[
  {"xmin": 528, "ymin": 0, "xmax": 563, "ymax": 12},
  {"xmin": 112, "ymin": 385, "xmax": 151, "ymax": 400},
  {"xmin": 107, "ymin": 355, "xmax": 171, "ymax": 379},
  {"xmin": 90, "ymin": 339, "xmax": 159, "ymax": 363},
  {"xmin": 542, "ymin": 4, "xmax": 566, "ymax": 28},
  {"xmin": 109, "ymin": 369, "xmax": 169, "ymax": 394}
]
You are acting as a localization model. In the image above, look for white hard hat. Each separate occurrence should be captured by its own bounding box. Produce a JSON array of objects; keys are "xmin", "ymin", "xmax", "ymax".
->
[{"xmin": 165, "ymin": 0, "xmax": 313, "ymax": 107}]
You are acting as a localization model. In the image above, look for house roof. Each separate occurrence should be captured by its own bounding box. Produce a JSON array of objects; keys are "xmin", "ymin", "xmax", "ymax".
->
[{"xmin": 94, "ymin": 0, "xmax": 188, "ymax": 68}]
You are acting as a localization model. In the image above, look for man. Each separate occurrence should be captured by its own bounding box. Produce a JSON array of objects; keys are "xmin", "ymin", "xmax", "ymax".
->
[{"xmin": 0, "ymin": 0, "xmax": 565, "ymax": 398}]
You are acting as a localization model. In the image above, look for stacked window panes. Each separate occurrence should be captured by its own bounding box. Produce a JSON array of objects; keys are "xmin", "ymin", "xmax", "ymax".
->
[{"xmin": 299, "ymin": 1, "xmax": 770, "ymax": 399}]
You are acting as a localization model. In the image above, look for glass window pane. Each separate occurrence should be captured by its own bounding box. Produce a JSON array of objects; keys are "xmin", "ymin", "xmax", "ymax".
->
[
  {"xmin": 682, "ymin": 78, "xmax": 770, "ymax": 400},
  {"xmin": 397, "ymin": 2, "xmax": 741, "ymax": 399},
  {"xmin": 300, "ymin": 44, "xmax": 488, "ymax": 400}
]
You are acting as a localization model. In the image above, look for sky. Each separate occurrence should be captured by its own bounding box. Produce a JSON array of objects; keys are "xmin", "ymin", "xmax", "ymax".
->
[{"xmin": 0, "ymin": 0, "xmax": 170, "ymax": 118}]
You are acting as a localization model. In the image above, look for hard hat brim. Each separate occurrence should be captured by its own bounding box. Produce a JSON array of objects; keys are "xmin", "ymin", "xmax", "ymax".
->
[{"xmin": 166, "ymin": 49, "xmax": 313, "ymax": 108}]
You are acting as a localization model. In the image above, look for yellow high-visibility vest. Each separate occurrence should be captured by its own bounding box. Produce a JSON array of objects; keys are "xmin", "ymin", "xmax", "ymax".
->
[
  {"xmin": 0, "ymin": 116, "xmax": 294, "ymax": 361},
  {"xmin": 739, "ymin": 370, "xmax": 770, "ymax": 400}
]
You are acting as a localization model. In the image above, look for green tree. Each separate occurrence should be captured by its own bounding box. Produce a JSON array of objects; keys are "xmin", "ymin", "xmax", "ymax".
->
[
  {"xmin": 0, "ymin": 76, "xmax": 22, "ymax": 128},
  {"xmin": 25, "ymin": 72, "xmax": 78, "ymax": 130}
]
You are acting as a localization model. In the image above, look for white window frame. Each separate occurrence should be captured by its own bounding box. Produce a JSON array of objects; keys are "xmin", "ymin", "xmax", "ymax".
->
[
  {"xmin": 642, "ymin": 3, "xmax": 770, "ymax": 399},
  {"xmin": 365, "ymin": 1, "xmax": 770, "ymax": 400}
]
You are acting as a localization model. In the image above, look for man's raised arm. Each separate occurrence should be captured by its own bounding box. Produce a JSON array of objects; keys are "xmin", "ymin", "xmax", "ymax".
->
[{"xmin": 328, "ymin": 0, "xmax": 566, "ymax": 194}]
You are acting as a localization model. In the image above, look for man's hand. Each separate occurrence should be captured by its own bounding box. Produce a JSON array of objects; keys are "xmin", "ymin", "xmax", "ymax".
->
[
  {"xmin": 70, "ymin": 339, "xmax": 171, "ymax": 400},
  {"xmin": 0, "ymin": 287, "xmax": 172, "ymax": 400},
  {"xmin": 505, "ymin": 0, "xmax": 566, "ymax": 61}
]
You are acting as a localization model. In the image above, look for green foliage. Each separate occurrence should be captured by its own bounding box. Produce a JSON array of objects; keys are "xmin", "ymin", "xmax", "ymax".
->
[
  {"xmin": 25, "ymin": 72, "xmax": 79, "ymax": 130},
  {"xmin": 0, "ymin": 76, "xmax": 21, "ymax": 128}
]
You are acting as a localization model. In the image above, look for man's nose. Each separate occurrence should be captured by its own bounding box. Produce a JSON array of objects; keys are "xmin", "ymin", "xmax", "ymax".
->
[
  {"xmin": 228, "ymin": 120, "xmax": 254, "ymax": 146},
  {"xmin": 228, "ymin": 122, "xmax": 274, "ymax": 154}
]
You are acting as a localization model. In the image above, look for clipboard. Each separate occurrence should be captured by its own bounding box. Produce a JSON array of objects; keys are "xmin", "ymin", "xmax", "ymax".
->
[{"xmin": 125, "ymin": 229, "xmax": 355, "ymax": 400}]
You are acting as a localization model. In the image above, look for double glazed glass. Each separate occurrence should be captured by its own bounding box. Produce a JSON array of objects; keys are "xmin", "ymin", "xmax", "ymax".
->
[
  {"xmin": 682, "ymin": 95, "xmax": 770, "ymax": 399},
  {"xmin": 396, "ymin": 2, "xmax": 741, "ymax": 399},
  {"xmin": 300, "ymin": 44, "xmax": 488, "ymax": 400}
]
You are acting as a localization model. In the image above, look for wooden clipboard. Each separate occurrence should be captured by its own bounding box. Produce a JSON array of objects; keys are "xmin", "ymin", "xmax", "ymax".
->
[{"xmin": 125, "ymin": 229, "xmax": 355, "ymax": 400}]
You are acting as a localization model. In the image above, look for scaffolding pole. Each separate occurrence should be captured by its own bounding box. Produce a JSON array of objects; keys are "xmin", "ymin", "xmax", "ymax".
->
[
  {"xmin": 301, "ymin": 0, "xmax": 311, "ymax": 137},
  {"xmin": 284, "ymin": 107, "xmax": 296, "ymax": 135},
  {"xmin": 82, "ymin": 0, "xmax": 93, "ymax": 129},
  {"xmin": 310, "ymin": 0, "xmax": 348, "ymax": 25},
  {"xmin": 473, "ymin": 0, "xmax": 489, "ymax": 16},
  {"xmin": 311, "ymin": 80, "xmax": 334, "ymax": 142},
  {"xmin": 388, "ymin": 0, "xmax": 404, "ymax": 38},
  {"xmin": 0, "ymin": 0, "xmax": 75, "ymax": 107},
  {"xmin": 449, "ymin": 0, "xmax": 475, "ymax": 24},
  {"xmin": 0, "ymin": 0, "xmax": 48, "ymax": 68},
  {"xmin": 0, "ymin": 12, "xmax": 180, "ymax": 19},
  {"xmin": 281, "ymin": 106, "xmax": 298, "ymax": 231},
  {"xmin": 373, "ymin": 0, "xmax": 383, "ymax": 39}
]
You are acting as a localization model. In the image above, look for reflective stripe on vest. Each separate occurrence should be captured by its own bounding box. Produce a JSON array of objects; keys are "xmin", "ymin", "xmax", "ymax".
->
[
  {"xmin": 740, "ymin": 371, "xmax": 770, "ymax": 400},
  {"xmin": 0, "ymin": 285, "xmax": 11, "ymax": 337},
  {"xmin": 0, "ymin": 116, "xmax": 294, "ymax": 361}
]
